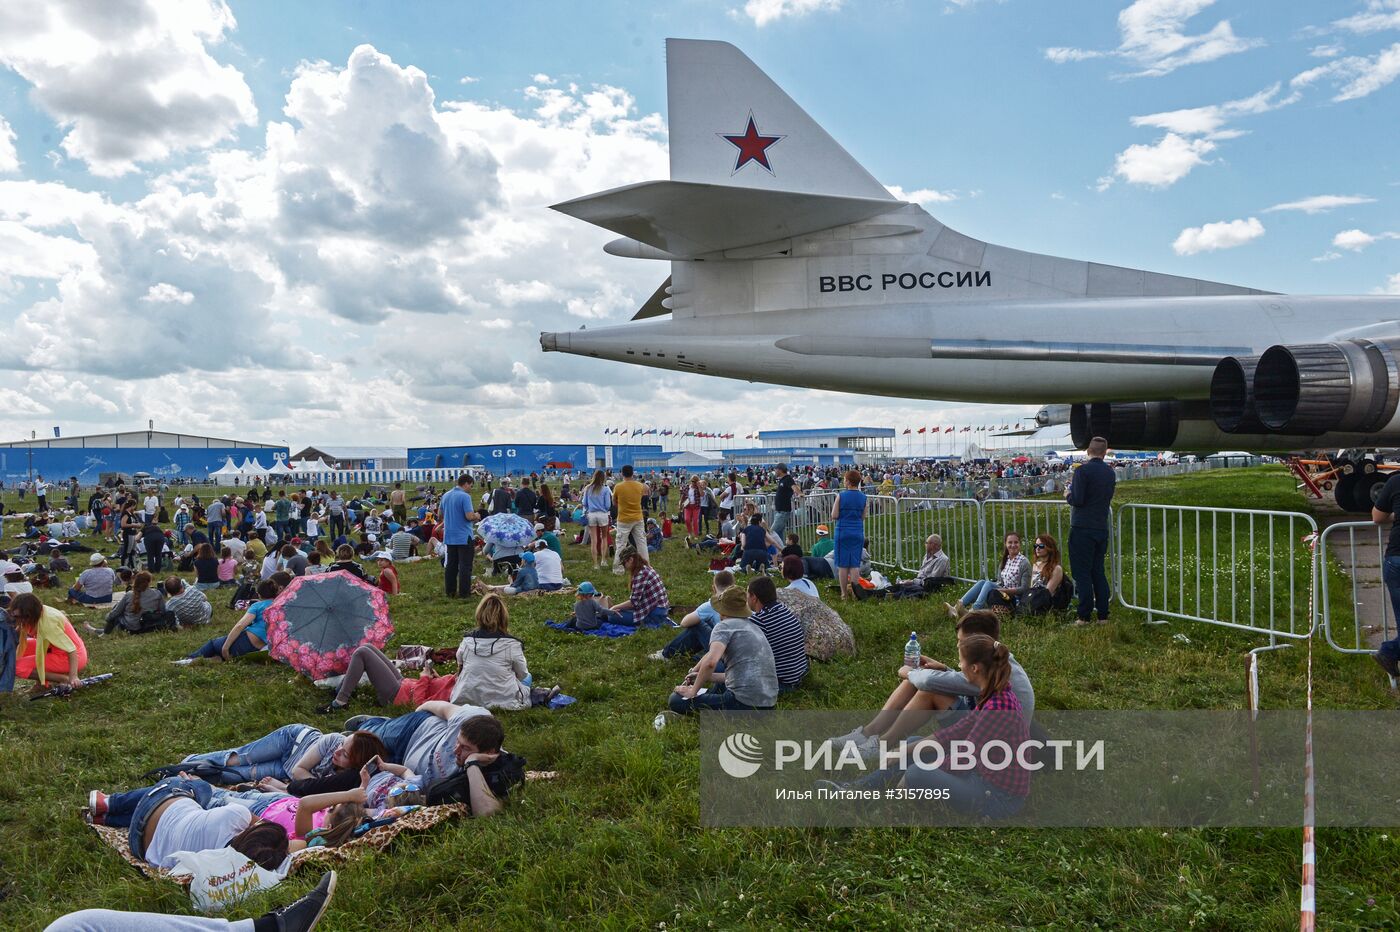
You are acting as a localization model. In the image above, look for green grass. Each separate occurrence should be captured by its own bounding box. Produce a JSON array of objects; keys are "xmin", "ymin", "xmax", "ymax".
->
[{"xmin": 1, "ymin": 469, "xmax": 1398, "ymax": 931}]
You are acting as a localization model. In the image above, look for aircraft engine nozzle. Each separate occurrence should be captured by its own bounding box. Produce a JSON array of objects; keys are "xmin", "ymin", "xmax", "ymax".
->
[
  {"xmin": 1252, "ymin": 341, "xmax": 1400, "ymax": 435},
  {"xmin": 540, "ymin": 332, "xmax": 563, "ymax": 353},
  {"xmin": 1070, "ymin": 401, "xmax": 1182, "ymax": 450},
  {"xmin": 1208, "ymin": 355, "xmax": 1263, "ymax": 433}
]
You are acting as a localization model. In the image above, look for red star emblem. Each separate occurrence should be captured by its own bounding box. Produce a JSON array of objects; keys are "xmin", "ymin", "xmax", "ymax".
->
[{"xmin": 720, "ymin": 113, "xmax": 784, "ymax": 174}]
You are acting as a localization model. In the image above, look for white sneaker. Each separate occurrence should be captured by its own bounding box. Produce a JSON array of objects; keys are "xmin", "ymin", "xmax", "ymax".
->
[
  {"xmin": 648, "ymin": 650, "xmax": 667, "ymax": 661},
  {"xmin": 857, "ymin": 734, "xmax": 883, "ymax": 761},
  {"xmin": 827, "ymin": 726, "xmax": 866, "ymax": 747},
  {"xmin": 170, "ymin": 658, "xmax": 197, "ymax": 666},
  {"xmin": 612, "ymin": 567, "xmax": 625, "ymax": 575}
]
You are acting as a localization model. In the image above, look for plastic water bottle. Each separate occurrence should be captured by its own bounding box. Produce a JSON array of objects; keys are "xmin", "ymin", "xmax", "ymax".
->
[{"xmin": 903, "ymin": 631, "xmax": 921, "ymax": 671}]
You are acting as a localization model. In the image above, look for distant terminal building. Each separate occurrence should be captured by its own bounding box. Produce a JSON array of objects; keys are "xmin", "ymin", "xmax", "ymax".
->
[
  {"xmin": 407, "ymin": 443, "xmax": 664, "ymax": 477},
  {"xmin": 290, "ymin": 446, "xmax": 408, "ymax": 470},
  {"xmin": 756, "ymin": 427, "xmax": 895, "ymax": 455},
  {"xmin": 0, "ymin": 431, "xmax": 287, "ymax": 484}
]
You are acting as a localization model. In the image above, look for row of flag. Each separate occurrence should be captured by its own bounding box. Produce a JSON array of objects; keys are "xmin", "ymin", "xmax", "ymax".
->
[
  {"xmin": 602, "ymin": 428, "xmax": 750, "ymax": 439},
  {"xmin": 902, "ymin": 425, "xmax": 1011, "ymax": 434}
]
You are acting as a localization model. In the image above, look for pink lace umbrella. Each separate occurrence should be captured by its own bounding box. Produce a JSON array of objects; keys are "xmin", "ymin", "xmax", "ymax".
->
[{"xmin": 264, "ymin": 572, "xmax": 393, "ymax": 680}]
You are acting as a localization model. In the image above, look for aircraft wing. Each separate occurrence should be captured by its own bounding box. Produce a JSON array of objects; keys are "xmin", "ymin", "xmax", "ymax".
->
[{"xmin": 551, "ymin": 180, "xmax": 904, "ymax": 258}]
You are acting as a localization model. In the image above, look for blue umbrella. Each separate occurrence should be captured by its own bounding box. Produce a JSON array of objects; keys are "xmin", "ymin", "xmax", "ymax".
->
[{"xmin": 478, "ymin": 513, "xmax": 535, "ymax": 547}]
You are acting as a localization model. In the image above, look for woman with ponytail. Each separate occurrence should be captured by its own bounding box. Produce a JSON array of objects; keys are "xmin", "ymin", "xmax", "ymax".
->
[{"xmin": 900, "ymin": 633, "xmax": 1031, "ymax": 818}]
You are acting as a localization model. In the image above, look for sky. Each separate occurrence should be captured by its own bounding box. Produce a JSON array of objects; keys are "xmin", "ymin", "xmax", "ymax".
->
[{"xmin": 0, "ymin": 0, "xmax": 1397, "ymax": 453}]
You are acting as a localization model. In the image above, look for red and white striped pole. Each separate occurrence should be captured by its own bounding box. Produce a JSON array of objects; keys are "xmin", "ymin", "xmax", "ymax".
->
[{"xmin": 1300, "ymin": 532, "xmax": 1317, "ymax": 932}]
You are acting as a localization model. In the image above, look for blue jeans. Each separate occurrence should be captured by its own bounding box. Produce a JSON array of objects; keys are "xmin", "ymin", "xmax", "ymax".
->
[
  {"xmin": 189, "ymin": 631, "xmax": 261, "ymax": 660},
  {"xmin": 208, "ymin": 787, "xmax": 284, "ymax": 815},
  {"xmin": 356, "ymin": 710, "xmax": 431, "ymax": 764},
  {"xmin": 67, "ymin": 589, "xmax": 112, "ymax": 605},
  {"xmin": 961, "ymin": 579, "xmax": 998, "ymax": 609},
  {"xmin": 0, "ymin": 621, "xmax": 16, "ymax": 693},
  {"xmin": 739, "ymin": 549, "xmax": 771, "ymax": 571},
  {"xmin": 668, "ymin": 684, "xmax": 772, "ymax": 714},
  {"xmin": 104, "ymin": 777, "xmax": 215, "ymax": 862},
  {"xmin": 617, "ymin": 606, "xmax": 671, "ymax": 627},
  {"xmin": 661, "ymin": 620, "xmax": 714, "ymax": 658},
  {"xmin": 1379, "ymin": 556, "xmax": 1400, "ymax": 663},
  {"xmin": 1068, "ymin": 526, "xmax": 1111, "ymax": 620},
  {"xmin": 207, "ymin": 521, "xmax": 223, "ymax": 550},
  {"xmin": 771, "ymin": 510, "xmax": 791, "ymax": 543},
  {"xmin": 181, "ymin": 723, "xmax": 322, "ymax": 782}
]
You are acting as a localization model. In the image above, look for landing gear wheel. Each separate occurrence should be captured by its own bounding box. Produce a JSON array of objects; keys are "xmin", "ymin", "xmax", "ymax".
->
[
  {"xmin": 1359, "ymin": 470, "xmax": 1386, "ymax": 510},
  {"xmin": 1334, "ymin": 471, "xmax": 1361, "ymax": 512}
]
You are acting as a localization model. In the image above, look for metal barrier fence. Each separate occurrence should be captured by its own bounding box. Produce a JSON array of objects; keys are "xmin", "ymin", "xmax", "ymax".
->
[
  {"xmin": 894, "ymin": 497, "xmax": 985, "ymax": 582},
  {"xmin": 981, "ymin": 499, "xmax": 1077, "ymax": 580},
  {"xmin": 1318, "ymin": 521, "xmax": 1395, "ymax": 654},
  {"xmin": 1115, "ymin": 503, "xmax": 1317, "ymax": 640}
]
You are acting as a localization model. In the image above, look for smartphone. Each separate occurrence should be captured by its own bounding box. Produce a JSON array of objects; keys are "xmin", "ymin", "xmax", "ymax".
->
[{"xmin": 364, "ymin": 758, "xmax": 380, "ymax": 777}]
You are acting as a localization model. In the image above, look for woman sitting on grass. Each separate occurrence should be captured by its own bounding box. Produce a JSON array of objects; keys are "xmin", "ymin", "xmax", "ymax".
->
[
  {"xmin": 192, "ymin": 543, "xmax": 221, "ymax": 591},
  {"xmin": 452, "ymin": 593, "xmax": 556, "ymax": 710},
  {"xmin": 180, "ymin": 578, "xmax": 279, "ymax": 663},
  {"xmin": 216, "ymin": 545, "xmax": 239, "ymax": 586},
  {"xmin": 7, "ymin": 592, "xmax": 88, "ymax": 690},
  {"xmin": 101, "ymin": 570, "xmax": 165, "ymax": 634}
]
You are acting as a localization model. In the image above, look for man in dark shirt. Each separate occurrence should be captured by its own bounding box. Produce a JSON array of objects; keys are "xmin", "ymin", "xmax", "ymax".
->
[
  {"xmin": 1065, "ymin": 436, "xmax": 1116, "ymax": 625},
  {"xmin": 490, "ymin": 481, "xmax": 514, "ymax": 516},
  {"xmin": 1370, "ymin": 472, "xmax": 1400, "ymax": 676},
  {"xmin": 514, "ymin": 479, "xmax": 538, "ymax": 519},
  {"xmin": 771, "ymin": 463, "xmax": 798, "ymax": 542}
]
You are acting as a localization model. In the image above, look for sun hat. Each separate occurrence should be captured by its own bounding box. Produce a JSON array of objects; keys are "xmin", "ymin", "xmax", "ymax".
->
[
  {"xmin": 534, "ymin": 523, "xmax": 545, "ymax": 532},
  {"xmin": 816, "ymin": 525, "xmax": 829, "ymax": 536},
  {"xmin": 372, "ymin": 550, "xmax": 394, "ymax": 561},
  {"xmin": 577, "ymin": 581, "xmax": 598, "ymax": 595},
  {"xmin": 710, "ymin": 586, "xmax": 751, "ymax": 617},
  {"xmin": 89, "ymin": 553, "xmax": 107, "ymax": 566}
]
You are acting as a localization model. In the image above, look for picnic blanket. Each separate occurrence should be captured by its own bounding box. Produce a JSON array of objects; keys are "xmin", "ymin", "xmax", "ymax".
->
[
  {"xmin": 89, "ymin": 771, "xmax": 559, "ymax": 886},
  {"xmin": 545, "ymin": 617, "xmax": 670, "ymax": 638}
]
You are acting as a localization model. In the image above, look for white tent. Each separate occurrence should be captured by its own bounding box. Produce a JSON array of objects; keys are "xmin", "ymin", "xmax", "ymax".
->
[
  {"xmin": 295, "ymin": 457, "xmax": 334, "ymax": 473},
  {"xmin": 267, "ymin": 460, "xmax": 294, "ymax": 476},
  {"xmin": 208, "ymin": 457, "xmax": 242, "ymax": 481},
  {"xmin": 239, "ymin": 457, "xmax": 270, "ymax": 477}
]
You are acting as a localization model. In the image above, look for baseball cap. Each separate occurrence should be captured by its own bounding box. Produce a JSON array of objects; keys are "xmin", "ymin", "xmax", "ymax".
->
[
  {"xmin": 577, "ymin": 581, "xmax": 598, "ymax": 595},
  {"xmin": 534, "ymin": 523, "xmax": 545, "ymax": 532},
  {"xmin": 522, "ymin": 551, "xmax": 535, "ymax": 563},
  {"xmin": 816, "ymin": 525, "xmax": 829, "ymax": 536}
]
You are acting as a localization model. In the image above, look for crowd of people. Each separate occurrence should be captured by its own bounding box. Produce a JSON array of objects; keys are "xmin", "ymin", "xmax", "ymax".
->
[{"xmin": 1, "ymin": 438, "xmax": 1144, "ymax": 930}]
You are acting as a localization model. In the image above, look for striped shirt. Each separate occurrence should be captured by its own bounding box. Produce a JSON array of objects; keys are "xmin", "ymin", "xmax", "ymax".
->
[{"xmin": 750, "ymin": 601, "xmax": 809, "ymax": 687}]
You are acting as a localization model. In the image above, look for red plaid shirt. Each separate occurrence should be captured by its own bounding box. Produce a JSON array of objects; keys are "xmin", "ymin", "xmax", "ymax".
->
[
  {"xmin": 926, "ymin": 687, "xmax": 1030, "ymax": 797},
  {"xmin": 629, "ymin": 564, "xmax": 669, "ymax": 618}
]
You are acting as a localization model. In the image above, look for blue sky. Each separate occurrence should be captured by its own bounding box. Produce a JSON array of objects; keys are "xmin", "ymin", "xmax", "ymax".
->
[{"xmin": 0, "ymin": 0, "xmax": 1396, "ymax": 450}]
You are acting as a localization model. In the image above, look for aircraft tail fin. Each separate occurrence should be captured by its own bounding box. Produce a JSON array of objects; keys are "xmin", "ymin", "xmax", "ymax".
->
[{"xmin": 666, "ymin": 38, "xmax": 894, "ymax": 202}]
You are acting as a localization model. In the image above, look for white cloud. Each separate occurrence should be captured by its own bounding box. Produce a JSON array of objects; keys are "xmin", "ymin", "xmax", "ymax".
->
[
  {"xmin": 1377, "ymin": 272, "xmax": 1400, "ymax": 295},
  {"xmin": 1264, "ymin": 194, "xmax": 1375, "ymax": 214},
  {"xmin": 1046, "ymin": 0, "xmax": 1263, "ymax": 78},
  {"xmin": 142, "ymin": 282, "xmax": 195, "ymax": 303},
  {"xmin": 884, "ymin": 184, "xmax": 957, "ymax": 206},
  {"xmin": 1104, "ymin": 84, "xmax": 1295, "ymax": 189},
  {"xmin": 0, "ymin": 116, "xmax": 17, "ymax": 173},
  {"xmin": 1291, "ymin": 42, "xmax": 1400, "ymax": 101},
  {"xmin": 1334, "ymin": 1, "xmax": 1400, "ymax": 35},
  {"xmin": 1172, "ymin": 216, "xmax": 1264, "ymax": 255},
  {"xmin": 1112, "ymin": 133, "xmax": 1216, "ymax": 187},
  {"xmin": 1310, "ymin": 44, "xmax": 1345, "ymax": 58},
  {"xmin": 1333, "ymin": 228, "xmax": 1400, "ymax": 251},
  {"xmin": 741, "ymin": 0, "xmax": 842, "ymax": 28},
  {"xmin": 0, "ymin": 0, "xmax": 257, "ymax": 176},
  {"xmin": 459, "ymin": 75, "xmax": 479, "ymax": 84}
]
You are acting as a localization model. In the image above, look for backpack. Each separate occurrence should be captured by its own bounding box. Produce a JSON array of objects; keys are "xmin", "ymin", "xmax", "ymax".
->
[{"xmin": 426, "ymin": 750, "xmax": 528, "ymax": 812}]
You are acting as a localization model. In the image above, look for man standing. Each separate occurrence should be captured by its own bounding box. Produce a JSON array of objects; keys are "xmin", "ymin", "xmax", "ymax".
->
[
  {"xmin": 389, "ymin": 482, "xmax": 408, "ymax": 524},
  {"xmin": 611, "ymin": 465, "xmax": 648, "ymax": 574},
  {"xmin": 35, "ymin": 475, "xmax": 48, "ymax": 512},
  {"xmin": 1066, "ymin": 436, "xmax": 1116, "ymax": 625},
  {"xmin": 205, "ymin": 496, "xmax": 225, "ymax": 550},
  {"xmin": 771, "ymin": 463, "xmax": 799, "ymax": 542},
  {"xmin": 514, "ymin": 478, "xmax": 538, "ymax": 521},
  {"xmin": 326, "ymin": 492, "xmax": 346, "ymax": 540},
  {"xmin": 442, "ymin": 474, "xmax": 480, "ymax": 598},
  {"xmin": 273, "ymin": 490, "xmax": 293, "ymax": 545},
  {"xmin": 1369, "ymin": 471, "xmax": 1400, "ymax": 678}
]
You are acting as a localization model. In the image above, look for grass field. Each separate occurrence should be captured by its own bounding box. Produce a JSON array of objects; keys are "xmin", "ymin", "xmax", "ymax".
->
[{"xmin": 2, "ymin": 467, "xmax": 1397, "ymax": 930}]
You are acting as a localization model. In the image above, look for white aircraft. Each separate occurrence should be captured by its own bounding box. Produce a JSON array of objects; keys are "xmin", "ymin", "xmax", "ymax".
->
[{"xmin": 541, "ymin": 39, "xmax": 1400, "ymax": 509}]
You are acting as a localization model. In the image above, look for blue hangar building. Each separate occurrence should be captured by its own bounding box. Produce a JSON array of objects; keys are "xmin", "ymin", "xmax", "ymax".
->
[
  {"xmin": 407, "ymin": 443, "xmax": 665, "ymax": 477},
  {"xmin": 0, "ymin": 430, "xmax": 288, "ymax": 484}
]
